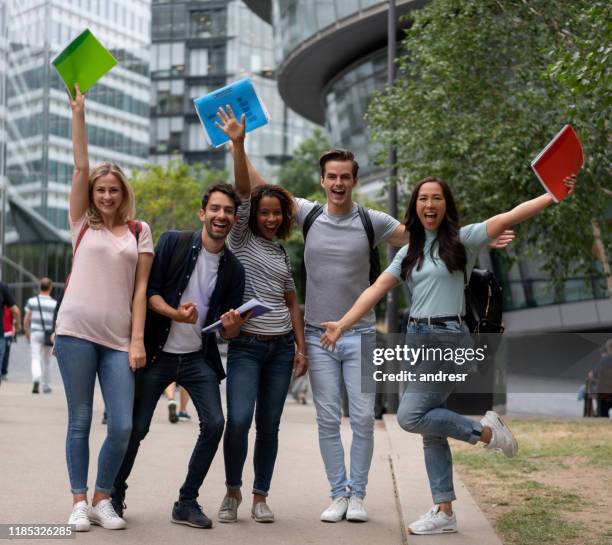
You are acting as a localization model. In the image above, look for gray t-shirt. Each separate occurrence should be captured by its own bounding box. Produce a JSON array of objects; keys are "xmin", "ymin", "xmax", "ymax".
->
[
  {"xmin": 384, "ymin": 222, "xmax": 491, "ymax": 318},
  {"xmin": 295, "ymin": 198, "xmax": 400, "ymax": 328}
]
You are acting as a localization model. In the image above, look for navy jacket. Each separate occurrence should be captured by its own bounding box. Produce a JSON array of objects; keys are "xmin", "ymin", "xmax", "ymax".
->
[{"xmin": 144, "ymin": 230, "xmax": 245, "ymax": 381}]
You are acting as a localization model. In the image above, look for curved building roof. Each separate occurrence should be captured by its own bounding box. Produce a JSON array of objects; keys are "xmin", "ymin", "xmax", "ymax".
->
[{"xmin": 244, "ymin": 0, "xmax": 426, "ymax": 124}]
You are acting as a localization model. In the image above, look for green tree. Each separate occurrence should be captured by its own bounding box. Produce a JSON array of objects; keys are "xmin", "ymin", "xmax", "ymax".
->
[
  {"xmin": 367, "ymin": 0, "xmax": 611, "ymax": 289},
  {"xmin": 131, "ymin": 160, "xmax": 226, "ymax": 241}
]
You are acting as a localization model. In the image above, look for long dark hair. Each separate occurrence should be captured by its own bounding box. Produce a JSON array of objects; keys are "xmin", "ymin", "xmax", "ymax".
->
[
  {"xmin": 400, "ymin": 176, "xmax": 467, "ymax": 280},
  {"xmin": 249, "ymin": 185, "xmax": 295, "ymax": 240}
]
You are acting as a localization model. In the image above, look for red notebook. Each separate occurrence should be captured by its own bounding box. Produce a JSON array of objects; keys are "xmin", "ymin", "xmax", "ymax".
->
[{"xmin": 531, "ymin": 125, "xmax": 584, "ymax": 202}]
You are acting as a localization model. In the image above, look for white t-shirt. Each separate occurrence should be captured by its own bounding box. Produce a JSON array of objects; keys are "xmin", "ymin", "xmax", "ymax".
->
[{"xmin": 163, "ymin": 247, "xmax": 221, "ymax": 354}]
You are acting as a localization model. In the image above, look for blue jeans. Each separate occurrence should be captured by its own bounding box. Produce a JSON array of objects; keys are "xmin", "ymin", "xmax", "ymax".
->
[
  {"xmin": 224, "ymin": 332, "xmax": 294, "ymax": 496},
  {"xmin": 55, "ymin": 335, "xmax": 134, "ymax": 494},
  {"xmin": 306, "ymin": 325, "xmax": 376, "ymax": 499},
  {"xmin": 113, "ymin": 350, "xmax": 224, "ymax": 502},
  {"xmin": 396, "ymin": 321, "xmax": 482, "ymax": 504}
]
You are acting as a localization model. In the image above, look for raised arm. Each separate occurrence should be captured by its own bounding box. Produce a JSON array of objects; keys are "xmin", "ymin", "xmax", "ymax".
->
[
  {"xmin": 485, "ymin": 176, "xmax": 576, "ymax": 239},
  {"xmin": 69, "ymin": 85, "xmax": 90, "ymax": 222},
  {"xmin": 216, "ymin": 106, "xmax": 250, "ymax": 198},
  {"xmin": 320, "ymin": 272, "xmax": 400, "ymax": 350}
]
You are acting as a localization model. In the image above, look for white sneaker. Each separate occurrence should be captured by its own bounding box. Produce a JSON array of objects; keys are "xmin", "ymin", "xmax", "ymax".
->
[
  {"xmin": 89, "ymin": 498, "xmax": 127, "ymax": 530},
  {"xmin": 408, "ymin": 505, "xmax": 457, "ymax": 535},
  {"xmin": 320, "ymin": 497, "xmax": 349, "ymax": 522},
  {"xmin": 481, "ymin": 410, "xmax": 518, "ymax": 457},
  {"xmin": 346, "ymin": 496, "xmax": 368, "ymax": 522},
  {"xmin": 68, "ymin": 500, "xmax": 90, "ymax": 532}
]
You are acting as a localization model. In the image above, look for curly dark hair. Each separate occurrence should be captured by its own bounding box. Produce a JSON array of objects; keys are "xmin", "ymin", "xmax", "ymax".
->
[
  {"xmin": 248, "ymin": 185, "xmax": 295, "ymax": 240},
  {"xmin": 400, "ymin": 176, "xmax": 467, "ymax": 280}
]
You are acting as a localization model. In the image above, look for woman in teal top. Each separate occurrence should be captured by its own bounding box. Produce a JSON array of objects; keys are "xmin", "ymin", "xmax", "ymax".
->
[{"xmin": 321, "ymin": 174, "xmax": 577, "ymax": 535}]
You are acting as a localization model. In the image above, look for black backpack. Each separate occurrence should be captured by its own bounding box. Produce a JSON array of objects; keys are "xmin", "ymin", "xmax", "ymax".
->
[
  {"xmin": 464, "ymin": 268, "xmax": 504, "ymax": 334},
  {"xmin": 301, "ymin": 203, "xmax": 381, "ymax": 296}
]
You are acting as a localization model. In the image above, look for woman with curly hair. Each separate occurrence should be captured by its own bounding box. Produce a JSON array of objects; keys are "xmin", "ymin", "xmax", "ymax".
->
[
  {"xmin": 54, "ymin": 85, "xmax": 154, "ymax": 531},
  {"xmin": 215, "ymin": 106, "xmax": 307, "ymax": 524}
]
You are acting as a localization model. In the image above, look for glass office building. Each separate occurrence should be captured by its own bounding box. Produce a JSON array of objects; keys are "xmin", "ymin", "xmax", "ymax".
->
[
  {"xmin": 150, "ymin": 0, "xmax": 313, "ymax": 181},
  {"xmin": 6, "ymin": 0, "xmax": 151, "ymax": 232}
]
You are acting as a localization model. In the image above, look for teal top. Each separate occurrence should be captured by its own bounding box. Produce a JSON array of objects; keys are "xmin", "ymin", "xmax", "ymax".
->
[{"xmin": 384, "ymin": 222, "xmax": 491, "ymax": 318}]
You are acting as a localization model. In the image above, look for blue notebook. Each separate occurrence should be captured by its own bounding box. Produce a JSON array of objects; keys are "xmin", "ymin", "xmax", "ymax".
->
[{"xmin": 193, "ymin": 78, "xmax": 270, "ymax": 148}]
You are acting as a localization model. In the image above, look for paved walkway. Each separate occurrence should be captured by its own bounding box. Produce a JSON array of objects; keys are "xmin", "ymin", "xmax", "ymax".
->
[{"xmin": 0, "ymin": 341, "xmax": 503, "ymax": 544}]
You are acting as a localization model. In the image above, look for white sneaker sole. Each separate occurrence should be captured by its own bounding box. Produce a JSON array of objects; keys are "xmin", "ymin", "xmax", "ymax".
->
[
  {"xmin": 346, "ymin": 514, "xmax": 368, "ymax": 522},
  {"xmin": 320, "ymin": 513, "xmax": 346, "ymax": 523},
  {"xmin": 408, "ymin": 525, "xmax": 458, "ymax": 535},
  {"xmin": 69, "ymin": 521, "xmax": 90, "ymax": 532},
  {"xmin": 89, "ymin": 518, "xmax": 126, "ymax": 530}
]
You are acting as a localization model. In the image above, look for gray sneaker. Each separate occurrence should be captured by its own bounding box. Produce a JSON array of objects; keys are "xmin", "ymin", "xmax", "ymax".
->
[
  {"xmin": 481, "ymin": 410, "xmax": 518, "ymax": 457},
  {"xmin": 251, "ymin": 502, "xmax": 275, "ymax": 523},
  {"xmin": 217, "ymin": 496, "xmax": 241, "ymax": 523}
]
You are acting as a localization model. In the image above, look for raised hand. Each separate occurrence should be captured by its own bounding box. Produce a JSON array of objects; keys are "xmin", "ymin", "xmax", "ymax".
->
[
  {"xmin": 215, "ymin": 105, "xmax": 246, "ymax": 144},
  {"xmin": 564, "ymin": 174, "xmax": 577, "ymax": 196},
  {"xmin": 69, "ymin": 84, "xmax": 85, "ymax": 115},
  {"xmin": 320, "ymin": 321, "xmax": 343, "ymax": 351}
]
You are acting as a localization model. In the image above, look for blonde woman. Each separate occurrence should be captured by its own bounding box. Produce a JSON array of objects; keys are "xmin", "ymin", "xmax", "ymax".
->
[{"xmin": 54, "ymin": 85, "xmax": 154, "ymax": 531}]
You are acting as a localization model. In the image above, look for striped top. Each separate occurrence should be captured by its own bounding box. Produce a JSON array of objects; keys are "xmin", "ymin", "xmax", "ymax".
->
[
  {"xmin": 228, "ymin": 198, "xmax": 296, "ymax": 335},
  {"xmin": 25, "ymin": 295, "xmax": 57, "ymax": 333}
]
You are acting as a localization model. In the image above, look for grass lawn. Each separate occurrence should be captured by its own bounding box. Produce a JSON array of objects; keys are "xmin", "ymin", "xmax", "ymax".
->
[{"xmin": 451, "ymin": 418, "xmax": 612, "ymax": 545}]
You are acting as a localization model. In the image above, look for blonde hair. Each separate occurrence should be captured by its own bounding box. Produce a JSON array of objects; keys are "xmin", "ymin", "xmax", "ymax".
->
[{"xmin": 86, "ymin": 162, "xmax": 135, "ymax": 228}]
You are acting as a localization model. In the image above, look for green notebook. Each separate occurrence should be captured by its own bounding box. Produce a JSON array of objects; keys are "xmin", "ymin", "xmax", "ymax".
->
[{"xmin": 52, "ymin": 29, "xmax": 117, "ymax": 98}]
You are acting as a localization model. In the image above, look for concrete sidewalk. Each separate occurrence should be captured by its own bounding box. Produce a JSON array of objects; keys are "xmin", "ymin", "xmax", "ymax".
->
[{"xmin": 0, "ymin": 345, "xmax": 503, "ymax": 544}]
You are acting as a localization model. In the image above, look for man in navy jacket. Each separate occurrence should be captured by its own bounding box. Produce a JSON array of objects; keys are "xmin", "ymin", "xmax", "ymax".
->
[{"xmin": 112, "ymin": 183, "xmax": 246, "ymax": 529}]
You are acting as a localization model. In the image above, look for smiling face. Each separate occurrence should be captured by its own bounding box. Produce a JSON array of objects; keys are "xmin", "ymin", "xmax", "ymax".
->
[
  {"xmin": 92, "ymin": 173, "xmax": 124, "ymax": 220},
  {"xmin": 416, "ymin": 181, "xmax": 447, "ymax": 231},
  {"xmin": 256, "ymin": 196, "xmax": 283, "ymax": 240},
  {"xmin": 199, "ymin": 190, "xmax": 236, "ymax": 241},
  {"xmin": 320, "ymin": 160, "xmax": 357, "ymax": 213}
]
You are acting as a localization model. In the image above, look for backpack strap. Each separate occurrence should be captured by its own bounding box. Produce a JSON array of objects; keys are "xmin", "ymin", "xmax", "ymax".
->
[
  {"xmin": 127, "ymin": 220, "xmax": 142, "ymax": 246},
  {"xmin": 73, "ymin": 222, "xmax": 89, "ymax": 256},
  {"xmin": 356, "ymin": 204, "xmax": 375, "ymax": 250},
  {"xmin": 302, "ymin": 204, "xmax": 324, "ymax": 241}
]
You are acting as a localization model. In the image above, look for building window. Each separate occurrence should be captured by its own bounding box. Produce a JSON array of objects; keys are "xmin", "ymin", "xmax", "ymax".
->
[
  {"xmin": 188, "ymin": 48, "xmax": 209, "ymax": 76},
  {"xmin": 152, "ymin": 42, "xmax": 185, "ymax": 77},
  {"xmin": 153, "ymin": 79, "xmax": 184, "ymax": 114},
  {"xmin": 189, "ymin": 8, "xmax": 226, "ymax": 38}
]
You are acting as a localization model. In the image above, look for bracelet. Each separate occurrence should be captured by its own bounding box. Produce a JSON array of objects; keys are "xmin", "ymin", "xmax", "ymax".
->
[{"xmin": 297, "ymin": 352, "xmax": 308, "ymax": 359}]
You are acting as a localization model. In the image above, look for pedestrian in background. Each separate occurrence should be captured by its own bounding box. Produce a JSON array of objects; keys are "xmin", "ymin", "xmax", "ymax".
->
[
  {"xmin": 0, "ymin": 281, "xmax": 21, "ymax": 387},
  {"xmin": 24, "ymin": 277, "xmax": 57, "ymax": 393}
]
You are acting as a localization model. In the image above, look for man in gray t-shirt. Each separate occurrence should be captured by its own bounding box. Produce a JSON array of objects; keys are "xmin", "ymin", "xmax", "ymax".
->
[{"xmin": 247, "ymin": 146, "xmax": 409, "ymax": 522}]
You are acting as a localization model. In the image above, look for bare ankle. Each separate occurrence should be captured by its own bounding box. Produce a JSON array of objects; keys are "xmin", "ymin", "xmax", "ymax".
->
[
  {"xmin": 226, "ymin": 489, "xmax": 242, "ymax": 501},
  {"xmin": 253, "ymin": 494, "xmax": 266, "ymax": 505}
]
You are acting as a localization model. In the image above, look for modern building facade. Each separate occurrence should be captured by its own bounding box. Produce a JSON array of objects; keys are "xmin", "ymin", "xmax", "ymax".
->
[
  {"xmin": 150, "ymin": 0, "xmax": 313, "ymax": 181},
  {"xmin": 6, "ymin": 0, "xmax": 151, "ymax": 232},
  {"xmin": 244, "ymin": 0, "xmax": 611, "ymax": 333}
]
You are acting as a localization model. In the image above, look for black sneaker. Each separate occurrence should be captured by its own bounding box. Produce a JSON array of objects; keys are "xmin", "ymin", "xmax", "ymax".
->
[
  {"xmin": 110, "ymin": 488, "xmax": 126, "ymax": 518},
  {"xmin": 168, "ymin": 401, "xmax": 178, "ymax": 424},
  {"xmin": 32, "ymin": 381, "xmax": 39, "ymax": 394},
  {"xmin": 171, "ymin": 500, "xmax": 212, "ymax": 529}
]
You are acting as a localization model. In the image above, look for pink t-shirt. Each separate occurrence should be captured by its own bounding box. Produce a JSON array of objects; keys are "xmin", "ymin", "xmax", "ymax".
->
[{"xmin": 55, "ymin": 215, "xmax": 154, "ymax": 351}]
